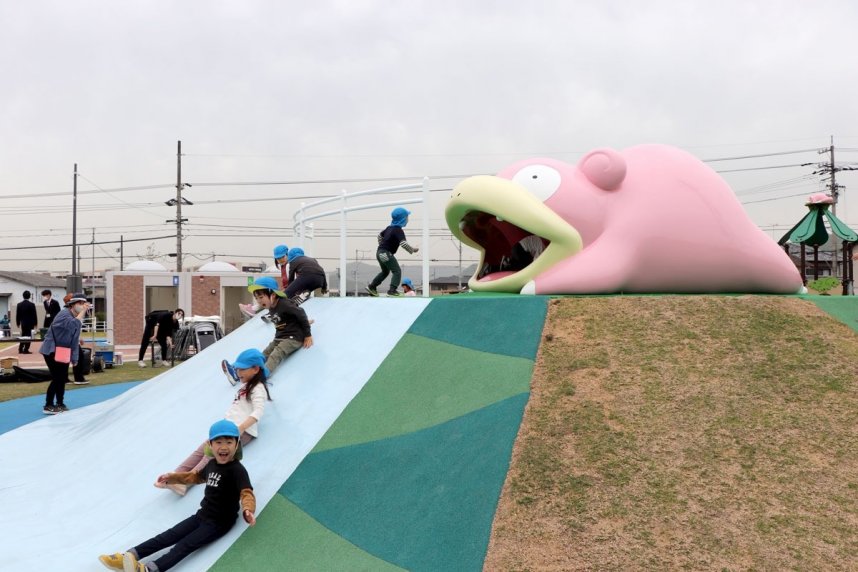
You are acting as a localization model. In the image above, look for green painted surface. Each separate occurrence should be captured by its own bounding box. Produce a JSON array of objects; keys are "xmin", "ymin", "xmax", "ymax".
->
[
  {"xmin": 211, "ymin": 494, "xmax": 406, "ymax": 572},
  {"xmin": 282, "ymin": 394, "xmax": 530, "ymax": 572},
  {"xmin": 314, "ymin": 334, "xmax": 533, "ymax": 452},
  {"xmin": 802, "ymin": 295, "xmax": 858, "ymax": 332},
  {"xmin": 407, "ymin": 296, "xmax": 547, "ymax": 360}
]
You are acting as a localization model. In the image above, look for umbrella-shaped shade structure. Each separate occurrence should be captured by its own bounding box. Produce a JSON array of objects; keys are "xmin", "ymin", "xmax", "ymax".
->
[{"xmin": 779, "ymin": 193, "xmax": 858, "ymax": 294}]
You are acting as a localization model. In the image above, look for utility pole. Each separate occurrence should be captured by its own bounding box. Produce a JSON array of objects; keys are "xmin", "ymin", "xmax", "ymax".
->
[
  {"xmin": 166, "ymin": 140, "xmax": 191, "ymax": 271},
  {"xmin": 119, "ymin": 235, "xmax": 124, "ymax": 271},
  {"xmin": 72, "ymin": 164, "xmax": 78, "ymax": 276},
  {"xmin": 176, "ymin": 140, "xmax": 183, "ymax": 271}
]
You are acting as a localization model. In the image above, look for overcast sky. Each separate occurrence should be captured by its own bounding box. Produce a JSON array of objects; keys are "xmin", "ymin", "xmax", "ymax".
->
[{"xmin": 2, "ymin": 0, "xmax": 857, "ymax": 274}]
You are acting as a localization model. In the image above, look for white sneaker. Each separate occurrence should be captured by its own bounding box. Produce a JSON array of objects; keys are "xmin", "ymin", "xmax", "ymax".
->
[
  {"xmin": 138, "ymin": 360, "xmax": 147, "ymax": 368},
  {"xmin": 160, "ymin": 360, "xmax": 171, "ymax": 368}
]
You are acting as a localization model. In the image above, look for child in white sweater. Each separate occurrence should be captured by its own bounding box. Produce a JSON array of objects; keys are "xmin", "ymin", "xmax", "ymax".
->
[{"xmin": 155, "ymin": 349, "xmax": 271, "ymax": 495}]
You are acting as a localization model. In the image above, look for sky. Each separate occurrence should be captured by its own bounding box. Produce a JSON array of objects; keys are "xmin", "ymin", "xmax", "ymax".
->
[{"xmin": 2, "ymin": 0, "xmax": 857, "ymax": 275}]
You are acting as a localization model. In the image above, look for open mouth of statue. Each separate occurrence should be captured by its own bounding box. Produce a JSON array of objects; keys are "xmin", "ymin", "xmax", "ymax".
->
[{"xmin": 459, "ymin": 210, "xmax": 550, "ymax": 282}]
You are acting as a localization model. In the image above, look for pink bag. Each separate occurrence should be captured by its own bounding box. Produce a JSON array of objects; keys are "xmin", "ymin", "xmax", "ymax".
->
[{"xmin": 54, "ymin": 346, "xmax": 72, "ymax": 364}]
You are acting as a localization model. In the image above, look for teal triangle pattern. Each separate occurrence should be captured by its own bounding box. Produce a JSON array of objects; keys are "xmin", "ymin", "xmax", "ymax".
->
[{"xmin": 280, "ymin": 393, "xmax": 529, "ymax": 572}]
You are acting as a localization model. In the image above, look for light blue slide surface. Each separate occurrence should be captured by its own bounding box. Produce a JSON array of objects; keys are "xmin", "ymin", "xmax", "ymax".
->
[{"xmin": 0, "ymin": 297, "xmax": 431, "ymax": 571}]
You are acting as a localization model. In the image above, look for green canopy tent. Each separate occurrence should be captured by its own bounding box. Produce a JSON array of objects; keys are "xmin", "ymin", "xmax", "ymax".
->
[{"xmin": 778, "ymin": 194, "xmax": 858, "ymax": 295}]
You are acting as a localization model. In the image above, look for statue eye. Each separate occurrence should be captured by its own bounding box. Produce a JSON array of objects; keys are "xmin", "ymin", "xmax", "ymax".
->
[{"xmin": 512, "ymin": 165, "xmax": 561, "ymax": 202}]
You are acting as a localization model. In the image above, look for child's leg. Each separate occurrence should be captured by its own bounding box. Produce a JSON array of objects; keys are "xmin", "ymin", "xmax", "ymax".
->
[
  {"xmin": 132, "ymin": 515, "xmax": 201, "ymax": 561},
  {"xmin": 388, "ymin": 255, "xmax": 402, "ymax": 291},
  {"xmin": 368, "ymin": 250, "xmax": 392, "ymax": 288},
  {"xmin": 264, "ymin": 338, "xmax": 303, "ymax": 373},
  {"xmin": 135, "ymin": 515, "xmax": 227, "ymax": 572},
  {"xmin": 173, "ymin": 440, "xmax": 208, "ymax": 473},
  {"xmin": 261, "ymin": 338, "xmax": 279, "ymax": 361}
]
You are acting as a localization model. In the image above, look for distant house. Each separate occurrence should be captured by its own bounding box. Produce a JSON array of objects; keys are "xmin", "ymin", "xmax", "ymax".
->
[
  {"xmin": 0, "ymin": 271, "xmax": 67, "ymax": 333},
  {"xmin": 429, "ymin": 275, "xmax": 468, "ymax": 295}
]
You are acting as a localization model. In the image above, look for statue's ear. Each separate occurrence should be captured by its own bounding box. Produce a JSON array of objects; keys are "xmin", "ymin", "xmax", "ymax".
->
[{"xmin": 578, "ymin": 148, "xmax": 627, "ymax": 191}]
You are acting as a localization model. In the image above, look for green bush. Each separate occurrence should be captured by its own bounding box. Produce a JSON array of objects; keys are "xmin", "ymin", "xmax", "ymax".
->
[{"xmin": 807, "ymin": 276, "xmax": 840, "ymax": 295}]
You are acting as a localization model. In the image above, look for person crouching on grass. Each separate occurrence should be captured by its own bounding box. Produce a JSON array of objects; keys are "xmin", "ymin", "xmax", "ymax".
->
[{"xmin": 98, "ymin": 420, "xmax": 256, "ymax": 572}]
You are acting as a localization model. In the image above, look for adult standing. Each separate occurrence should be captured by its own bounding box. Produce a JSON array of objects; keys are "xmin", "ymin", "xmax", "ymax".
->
[
  {"xmin": 63, "ymin": 293, "xmax": 90, "ymax": 385},
  {"xmin": 137, "ymin": 309, "xmax": 184, "ymax": 368},
  {"xmin": 15, "ymin": 290, "xmax": 37, "ymax": 354},
  {"xmin": 42, "ymin": 289, "xmax": 62, "ymax": 328},
  {"xmin": 39, "ymin": 292, "xmax": 88, "ymax": 414}
]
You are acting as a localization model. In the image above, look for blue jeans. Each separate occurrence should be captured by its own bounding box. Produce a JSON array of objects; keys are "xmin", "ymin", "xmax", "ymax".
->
[{"xmin": 134, "ymin": 514, "xmax": 231, "ymax": 571}]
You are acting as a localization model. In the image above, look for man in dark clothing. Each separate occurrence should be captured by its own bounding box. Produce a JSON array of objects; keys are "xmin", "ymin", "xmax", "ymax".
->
[
  {"xmin": 137, "ymin": 309, "xmax": 185, "ymax": 367},
  {"xmin": 16, "ymin": 290, "xmax": 37, "ymax": 354},
  {"xmin": 42, "ymin": 289, "xmax": 62, "ymax": 328}
]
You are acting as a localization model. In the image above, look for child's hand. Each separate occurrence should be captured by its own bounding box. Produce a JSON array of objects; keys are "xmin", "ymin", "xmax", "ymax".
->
[
  {"xmin": 303, "ymin": 336, "xmax": 313, "ymax": 349},
  {"xmin": 244, "ymin": 509, "xmax": 256, "ymax": 526}
]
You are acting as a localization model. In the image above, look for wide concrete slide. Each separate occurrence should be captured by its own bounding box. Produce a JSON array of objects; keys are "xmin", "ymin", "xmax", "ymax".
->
[{"xmin": 0, "ymin": 297, "xmax": 431, "ymax": 571}]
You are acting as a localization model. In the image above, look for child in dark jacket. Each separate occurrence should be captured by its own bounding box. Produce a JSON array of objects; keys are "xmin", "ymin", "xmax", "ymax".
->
[
  {"xmin": 98, "ymin": 420, "xmax": 256, "ymax": 572},
  {"xmin": 366, "ymin": 207, "xmax": 419, "ymax": 297}
]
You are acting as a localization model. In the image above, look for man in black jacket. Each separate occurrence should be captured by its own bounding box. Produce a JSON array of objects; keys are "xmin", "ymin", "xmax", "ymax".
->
[
  {"xmin": 137, "ymin": 309, "xmax": 184, "ymax": 367},
  {"xmin": 42, "ymin": 289, "xmax": 62, "ymax": 328},
  {"xmin": 16, "ymin": 290, "xmax": 37, "ymax": 354}
]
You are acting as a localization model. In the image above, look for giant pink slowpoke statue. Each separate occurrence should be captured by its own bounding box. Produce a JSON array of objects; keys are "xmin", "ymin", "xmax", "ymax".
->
[{"xmin": 445, "ymin": 144, "xmax": 803, "ymax": 294}]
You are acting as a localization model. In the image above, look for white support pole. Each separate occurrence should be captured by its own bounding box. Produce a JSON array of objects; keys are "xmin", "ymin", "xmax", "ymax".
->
[
  {"xmin": 421, "ymin": 176, "xmax": 430, "ymax": 297},
  {"xmin": 339, "ymin": 190, "xmax": 348, "ymax": 297},
  {"xmin": 298, "ymin": 202, "xmax": 306, "ymax": 248}
]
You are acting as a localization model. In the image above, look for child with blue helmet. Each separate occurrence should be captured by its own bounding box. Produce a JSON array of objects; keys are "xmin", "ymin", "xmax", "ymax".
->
[
  {"xmin": 366, "ymin": 207, "xmax": 420, "ymax": 297},
  {"xmin": 159, "ymin": 348, "xmax": 271, "ymax": 498},
  {"xmin": 246, "ymin": 276, "xmax": 313, "ymax": 374},
  {"xmin": 98, "ymin": 420, "xmax": 256, "ymax": 572},
  {"xmin": 283, "ymin": 247, "xmax": 328, "ymax": 304},
  {"xmin": 239, "ymin": 244, "xmax": 290, "ymax": 318},
  {"xmin": 401, "ymin": 277, "xmax": 417, "ymax": 296}
]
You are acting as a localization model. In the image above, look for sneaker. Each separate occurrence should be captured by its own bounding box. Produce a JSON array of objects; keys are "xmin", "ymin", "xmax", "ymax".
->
[
  {"xmin": 160, "ymin": 360, "xmax": 171, "ymax": 368},
  {"xmin": 221, "ymin": 359, "xmax": 239, "ymax": 386},
  {"xmin": 42, "ymin": 405, "xmax": 59, "ymax": 415},
  {"xmin": 98, "ymin": 552, "xmax": 124, "ymax": 570},
  {"xmin": 73, "ymin": 378, "xmax": 90, "ymax": 385},
  {"xmin": 55, "ymin": 404, "xmax": 69, "ymax": 413},
  {"xmin": 138, "ymin": 360, "xmax": 147, "ymax": 368},
  {"xmin": 122, "ymin": 551, "xmax": 146, "ymax": 572},
  {"xmin": 365, "ymin": 285, "xmax": 378, "ymax": 297},
  {"xmin": 387, "ymin": 290, "xmax": 402, "ymax": 297}
]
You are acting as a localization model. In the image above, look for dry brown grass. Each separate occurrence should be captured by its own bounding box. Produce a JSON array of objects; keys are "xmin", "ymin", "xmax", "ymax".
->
[{"xmin": 485, "ymin": 296, "xmax": 858, "ymax": 572}]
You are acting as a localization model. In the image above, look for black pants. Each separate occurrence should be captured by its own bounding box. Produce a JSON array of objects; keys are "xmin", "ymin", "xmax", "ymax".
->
[
  {"xmin": 285, "ymin": 274, "xmax": 326, "ymax": 304},
  {"xmin": 369, "ymin": 249, "xmax": 401, "ymax": 292},
  {"xmin": 134, "ymin": 514, "xmax": 230, "ymax": 571},
  {"xmin": 138, "ymin": 328, "xmax": 169, "ymax": 362},
  {"xmin": 43, "ymin": 352, "xmax": 68, "ymax": 407},
  {"xmin": 18, "ymin": 326, "xmax": 33, "ymax": 352}
]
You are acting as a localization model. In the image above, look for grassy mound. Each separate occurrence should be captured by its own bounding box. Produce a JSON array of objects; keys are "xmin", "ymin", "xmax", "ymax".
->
[{"xmin": 487, "ymin": 296, "xmax": 858, "ymax": 571}]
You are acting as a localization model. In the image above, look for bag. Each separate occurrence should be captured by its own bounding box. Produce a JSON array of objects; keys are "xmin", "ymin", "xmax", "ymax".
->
[{"xmin": 55, "ymin": 345, "xmax": 72, "ymax": 364}]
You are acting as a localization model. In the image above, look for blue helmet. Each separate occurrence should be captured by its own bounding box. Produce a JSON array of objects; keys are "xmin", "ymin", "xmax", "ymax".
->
[
  {"xmin": 209, "ymin": 419, "xmax": 240, "ymax": 441},
  {"xmin": 231, "ymin": 348, "xmax": 270, "ymax": 379},
  {"xmin": 287, "ymin": 247, "xmax": 305, "ymax": 262},
  {"xmin": 391, "ymin": 207, "xmax": 411, "ymax": 227},
  {"xmin": 273, "ymin": 244, "xmax": 289, "ymax": 259},
  {"xmin": 248, "ymin": 276, "xmax": 285, "ymax": 296},
  {"xmin": 402, "ymin": 278, "xmax": 413, "ymax": 288}
]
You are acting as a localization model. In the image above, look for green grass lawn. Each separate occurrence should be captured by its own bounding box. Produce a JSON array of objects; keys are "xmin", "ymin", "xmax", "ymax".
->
[
  {"xmin": 487, "ymin": 296, "xmax": 858, "ymax": 571},
  {"xmin": 0, "ymin": 346, "xmax": 164, "ymax": 403}
]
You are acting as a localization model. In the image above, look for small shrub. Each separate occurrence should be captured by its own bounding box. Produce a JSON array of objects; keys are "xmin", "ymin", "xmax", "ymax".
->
[{"xmin": 807, "ymin": 277, "xmax": 840, "ymax": 295}]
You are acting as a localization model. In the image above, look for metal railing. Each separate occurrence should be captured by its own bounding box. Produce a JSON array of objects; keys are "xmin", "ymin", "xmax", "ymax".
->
[{"xmin": 293, "ymin": 178, "xmax": 431, "ymax": 297}]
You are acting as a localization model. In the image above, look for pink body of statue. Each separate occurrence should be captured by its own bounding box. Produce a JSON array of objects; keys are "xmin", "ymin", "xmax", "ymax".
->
[{"xmin": 446, "ymin": 144, "xmax": 803, "ymax": 294}]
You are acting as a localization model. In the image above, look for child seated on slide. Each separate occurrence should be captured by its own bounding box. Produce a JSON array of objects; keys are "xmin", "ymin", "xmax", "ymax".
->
[
  {"xmin": 98, "ymin": 419, "xmax": 256, "ymax": 572},
  {"xmin": 223, "ymin": 276, "xmax": 312, "ymax": 384},
  {"xmin": 160, "ymin": 349, "xmax": 270, "ymax": 496}
]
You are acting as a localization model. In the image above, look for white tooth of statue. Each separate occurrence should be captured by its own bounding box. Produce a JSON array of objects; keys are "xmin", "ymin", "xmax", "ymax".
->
[
  {"xmin": 496, "ymin": 216, "xmax": 504, "ymax": 222},
  {"xmin": 458, "ymin": 221, "xmax": 465, "ymax": 231}
]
